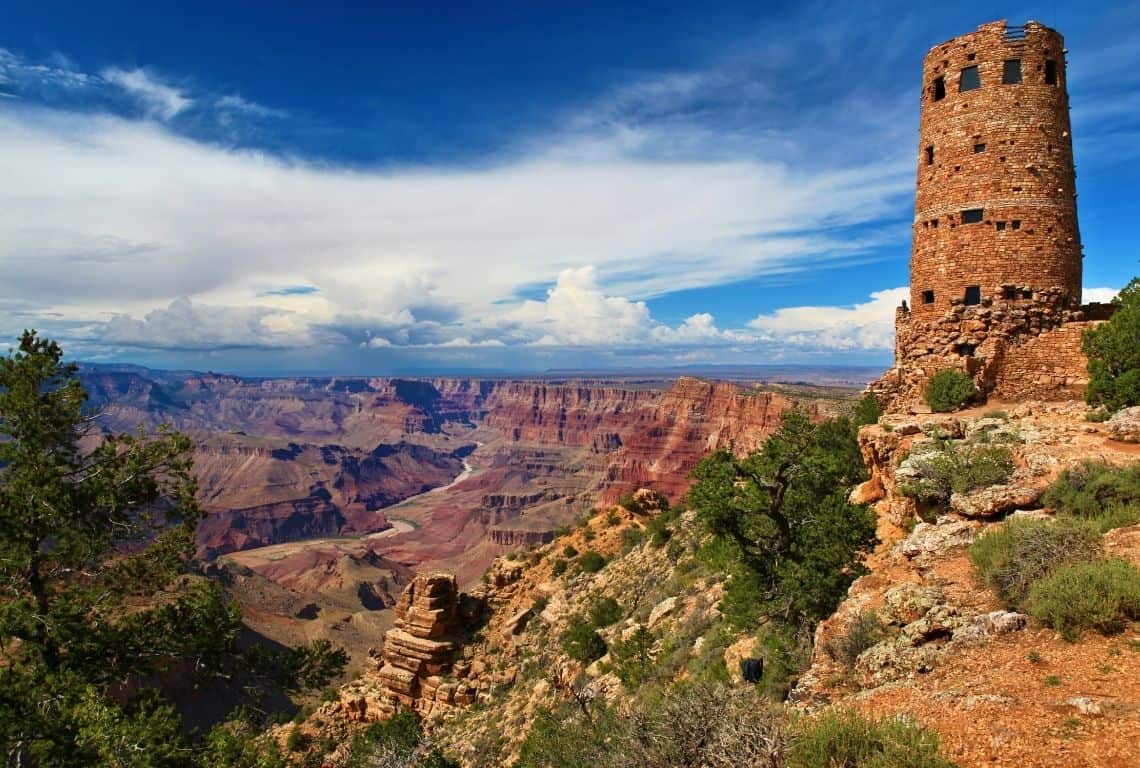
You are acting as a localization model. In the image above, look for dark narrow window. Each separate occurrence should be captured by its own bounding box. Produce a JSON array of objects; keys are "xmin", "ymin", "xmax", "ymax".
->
[
  {"xmin": 974, "ymin": 142, "xmax": 986, "ymax": 153},
  {"xmin": 1022, "ymin": 289, "xmax": 1033, "ymax": 299},
  {"xmin": 930, "ymin": 219, "xmax": 939, "ymax": 228},
  {"xmin": 1002, "ymin": 59, "xmax": 1023, "ymax": 84},
  {"xmin": 1003, "ymin": 286, "xmax": 1017, "ymax": 299},
  {"xmin": 959, "ymin": 65, "xmax": 981, "ymax": 92},
  {"xmin": 1012, "ymin": 219, "xmax": 1021, "ymax": 230},
  {"xmin": 932, "ymin": 76, "xmax": 946, "ymax": 101},
  {"xmin": 956, "ymin": 343, "xmax": 977, "ymax": 357},
  {"xmin": 925, "ymin": 145, "xmax": 934, "ymax": 165},
  {"xmin": 996, "ymin": 221, "xmax": 1007, "ymax": 231},
  {"xmin": 922, "ymin": 290, "xmax": 935, "ymax": 304},
  {"xmin": 1045, "ymin": 60, "xmax": 1057, "ymax": 85},
  {"xmin": 961, "ymin": 208, "xmax": 984, "ymax": 224},
  {"xmin": 964, "ymin": 286, "xmax": 982, "ymax": 305}
]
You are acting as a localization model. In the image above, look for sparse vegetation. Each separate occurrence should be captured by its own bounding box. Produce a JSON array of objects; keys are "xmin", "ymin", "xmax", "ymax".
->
[
  {"xmin": 853, "ymin": 392, "xmax": 884, "ymax": 426},
  {"xmin": 563, "ymin": 544, "xmax": 579, "ymax": 558},
  {"xmin": 900, "ymin": 438, "xmax": 1015, "ymax": 506},
  {"xmin": 825, "ymin": 611, "xmax": 885, "ymax": 668},
  {"xmin": 1041, "ymin": 461, "xmax": 1140, "ymax": 532},
  {"xmin": 560, "ymin": 616, "xmax": 607, "ymax": 663},
  {"xmin": 1026, "ymin": 558, "xmax": 1140, "ymax": 641},
  {"xmin": 515, "ymin": 686, "xmax": 957, "ymax": 768},
  {"xmin": 588, "ymin": 596, "xmax": 622, "ymax": 627},
  {"xmin": 577, "ymin": 550, "xmax": 606, "ymax": 573},
  {"xmin": 982, "ymin": 409, "xmax": 1008, "ymax": 420},
  {"xmin": 924, "ymin": 369, "xmax": 978, "ymax": 412},
  {"xmin": 1083, "ymin": 276, "xmax": 1140, "ymax": 411},
  {"xmin": 550, "ymin": 558, "xmax": 568, "ymax": 577},
  {"xmin": 969, "ymin": 516, "xmax": 1102, "ymax": 609},
  {"xmin": 790, "ymin": 710, "xmax": 958, "ymax": 768}
]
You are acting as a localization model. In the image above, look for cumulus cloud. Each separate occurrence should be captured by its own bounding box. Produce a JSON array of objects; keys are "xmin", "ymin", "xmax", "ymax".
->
[
  {"xmin": 748, "ymin": 287, "xmax": 908, "ymax": 351},
  {"xmin": 1083, "ymin": 286, "xmax": 1119, "ymax": 304},
  {"xmin": 101, "ymin": 67, "xmax": 192, "ymax": 120},
  {"xmin": 101, "ymin": 297, "xmax": 315, "ymax": 349}
]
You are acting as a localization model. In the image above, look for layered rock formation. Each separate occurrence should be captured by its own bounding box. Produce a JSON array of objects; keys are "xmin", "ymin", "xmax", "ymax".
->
[{"xmin": 336, "ymin": 572, "xmax": 490, "ymax": 722}]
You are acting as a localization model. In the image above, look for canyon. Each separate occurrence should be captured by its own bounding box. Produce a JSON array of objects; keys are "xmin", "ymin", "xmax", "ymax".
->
[{"xmin": 80, "ymin": 365, "xmax": 859, "ymax": 665}]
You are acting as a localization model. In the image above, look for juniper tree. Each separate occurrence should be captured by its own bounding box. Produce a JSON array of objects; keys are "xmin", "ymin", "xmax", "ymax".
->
[{"xmin": 0, "ymin": 332, "xmax": 343, "ymax": 767}]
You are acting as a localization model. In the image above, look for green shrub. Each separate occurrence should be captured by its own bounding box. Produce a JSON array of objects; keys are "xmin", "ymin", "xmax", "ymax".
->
[
  {"xmin": 345, "ymin": 708, "xmax": 423, "ymax": 767},
  {"xmin": 608, "ymin": 626, "xmax": 656, "ymax": 687},
  {"xmin": 1041, "ymin": 461, "xmax": 1140, "ymax": 532},
  {"xmin": 550, "ymin": 558, "xmax": 567, "ymax": 577},
  {"xmin": 646, "ymin": 506, "xmax": 680, "ymax": 548},
  {"xmin": 924, "ymin": 369, "xmax": 978, "ymax": 412},
  {"xmin": 588, "ymin": 596, "xmax": 622, "ymax": 627},
  {"xmin": 1026, "ymin": 558, "xmax": 1140, "ymax": 641},
  {"xmin": 790, "ymin": 710, "xmax": 957, "ymax": 768},
  {"xmin": 561, "ymin": 618, "xmax": 607, "ymax": 663},
  {"xmin": 853, "ymin": 392, "xmax": 884, "ymax": 427},
  {"xmin": 824, "ymin": 610, "xmax": 884, "ymax": 668},
  {"xmin": 1085, "ymin": 410, "xmax": 1112, "ymax": 423},
  {"xmin": 562, "ymin": 544, "xmax": 579, "ymax": 558},
  {"xmin": 577, "ymin": 550, "xmax": 606, "ymax": 573},
  {"xmin": 969, "ymin": 517, "xmax": 1102, "ymax": 609},
  {"xmin": 982, "ymin": 409, "xmax": 1008, "ymax": 420},
  {"xmin": 605, "ymin": 510, "xmax": 621, "ymax": 526},
  {"xmin": 899, "ymin": 440, "xmax": 1014, "ymax": 506},
  {"xmin": 1083, "ymin": 277, "xmax": 1140, "ymax": 411},
  {"xmin": 583, "ymin": 528, "xmax": 596, "ymax": 542},
  {"xmin": 620, "ymin": 525, "xmax": 646, "ymax": 552},
  {"xmin": 532, "ymin": 596, "xmax": 549, "ymax": 614}
]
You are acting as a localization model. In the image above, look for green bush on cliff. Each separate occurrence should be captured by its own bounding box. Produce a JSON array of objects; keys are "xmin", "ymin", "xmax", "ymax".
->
[
  {"xmin": 923, "ymin": 369, "xmax": 977, "ymax": 412},
  {"xmin": 791, "ymin": 710, "xmax": 958, "ymax": 768},
  {"xmin": 853, "ymin": 392, "xmax": 884, "ymax": 426},
  {"xmin": 1083, "ymin": 277, "xmax": 1140, "ymax": 411},
  {"xmin": 969, "ymin": 516, "xmax": 1101, "ymax": 609},
  {"xmin": 898, "ymin": 439, "xmax": 1015, "ymax": 506},
  {"xmin": 1041, "ymin": 460, "xmax": 1140, "ymax": 532},
  {"xmin": 577, "ymin": 550, "xmax": 606, "ymax": 573},
  {"xmin": 1026, "ymin": 558, "xmax": 1140, "ymax": 641}
]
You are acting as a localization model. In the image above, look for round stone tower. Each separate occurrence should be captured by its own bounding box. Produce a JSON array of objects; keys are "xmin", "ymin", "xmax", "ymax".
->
[{"xmin": 909, "ymin": 20, "xmax": 1081, "ymax": 321}]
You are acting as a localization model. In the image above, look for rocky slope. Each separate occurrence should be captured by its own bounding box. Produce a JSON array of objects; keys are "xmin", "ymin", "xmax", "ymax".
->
[{"xmin": 284, "ymin": 402, "xmax": 1140, "ymax": 768}]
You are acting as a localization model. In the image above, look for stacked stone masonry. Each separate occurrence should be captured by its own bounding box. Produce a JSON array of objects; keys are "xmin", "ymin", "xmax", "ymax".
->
[{"xmin": 873, "ymin": 20, "xmax": 1113, "ymax": 410}]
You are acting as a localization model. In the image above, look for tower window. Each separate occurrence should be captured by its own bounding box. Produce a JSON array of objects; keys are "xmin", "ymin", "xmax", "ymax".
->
[
  {"xmin": 1003, "ymin": 286, "xmax": 1017, "ymax": 299},
  {"xmin": 996, "ymin": 221, "xmax": 1007, "ymax": 231},
  {"xmin": 1022, "ymin": 289, "xmax": 1033, "ymax": 299},
  {"xmin": 956, "ymin": 343, "xmax": 977, "ymax": 357},
  {"xmin": 1012, "ymin": 220, "xmax": 1021, "ymax": 230},
  {"xmin": 959, "ymin": 66, "xmax": 981, "ymax": 92},
  {"xmin": 1002, "ymin": 59, "xmax": 1023, "ymax": 84},
  {"xmin": 922, "ymin": 290, "xmax": 935, "ymax": 304},
  {"xmin": 925, "ymin": 145, "xmax": 934, "ymax": 165},
  {"xmin": 964, "ymin": 286, "xmax": 982, "ymax": 305},
  {"xmin": 932, "ymin": 76, "xmax": 946, "ymax": 101},
  {"xmin": 1045, "ymin": 60, "xmax": 1058, "ymax": 85},
  {"xmin": 961, "ymin": 208, "xmax": 984, "ymax": 224},
  {"xmin": 974, "ymin": 142, "xmax": 986, "ymax": 153}
]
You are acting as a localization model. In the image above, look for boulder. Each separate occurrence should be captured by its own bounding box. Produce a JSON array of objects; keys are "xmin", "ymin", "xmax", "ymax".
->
[
  {"xmin": 1107, "ymin": 406, "xmax": 1140, "ymax": 443},
  {"xmin": 950, "ymin": 482, "xmax": 1044, "ymax": 518}
]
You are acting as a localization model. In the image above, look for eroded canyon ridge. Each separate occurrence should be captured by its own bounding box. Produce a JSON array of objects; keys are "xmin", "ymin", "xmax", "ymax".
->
[{"xmin": 80, "ymin": 365, "xmax": 859, "ymax": 664}]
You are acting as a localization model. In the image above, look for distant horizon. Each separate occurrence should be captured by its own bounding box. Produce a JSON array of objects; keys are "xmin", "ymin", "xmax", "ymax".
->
[{"xmin": 77, "ymin": 358, "xmax": 885, "ymax": 385}]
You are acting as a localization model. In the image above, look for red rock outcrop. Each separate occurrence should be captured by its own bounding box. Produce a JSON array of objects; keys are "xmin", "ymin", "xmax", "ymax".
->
[
  {"xmin": 598, "ymin": 378, "xmax": 841, "ymax": 504},
  {"xmin": 338, "ymin": 572, "xmax": 487, "ymax": 721}
]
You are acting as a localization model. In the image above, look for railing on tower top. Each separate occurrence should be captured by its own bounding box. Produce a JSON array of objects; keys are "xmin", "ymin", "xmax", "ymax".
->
[{"xmin": 1004, "ymin": 24, "xmax": 1028, "ymax": 42}]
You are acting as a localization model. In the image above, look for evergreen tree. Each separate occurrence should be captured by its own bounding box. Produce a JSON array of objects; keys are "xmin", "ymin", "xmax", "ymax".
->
[
  {"xmin": 688, "ymin": 409, "xmax": 877, "ymax": 629},
  {"xmin": 0, "ymin": 332, "xmax": 343, "ymax": 766},
  {"xmin": 1084, "ymin": 277, "xmax": 1140, "ymax": 411}
]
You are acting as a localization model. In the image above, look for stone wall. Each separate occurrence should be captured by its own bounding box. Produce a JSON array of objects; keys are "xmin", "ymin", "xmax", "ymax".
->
[{"xmin": 989, "ymin": 321, "xmax": 1093, "ymax": 401}]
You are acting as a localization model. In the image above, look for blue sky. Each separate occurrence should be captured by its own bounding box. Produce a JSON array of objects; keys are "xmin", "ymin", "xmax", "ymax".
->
[{"xmin": 0, "ymin": 0, "xmax": 1136, "ymax": 374}]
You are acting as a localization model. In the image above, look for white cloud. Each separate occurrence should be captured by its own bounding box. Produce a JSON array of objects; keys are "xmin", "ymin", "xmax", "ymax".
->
[
  {"xmin": 101, "ymin": 67, "xmax": 192, "ymax": 120},
  {"xmin": 0, "ymin": 108, "xmax": 909, "ymax": 353},
  {"xmin": 1083, "ymin": 286, "xmax": 1119, "ymax": 304},
  {"xmin": 101, "ymin": 297, "xmax": 313, "ymax": 349},
  {"xmin": 748, "ymin": 287, "xmax": 908, "ymax": 351},
  {"xmin": 215, "ymin": 94, "xmax": 284, "ymax": 118}
]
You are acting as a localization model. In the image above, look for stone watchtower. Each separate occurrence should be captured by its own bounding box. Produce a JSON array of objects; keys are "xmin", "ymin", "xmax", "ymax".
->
[{"xmin": 874, "ymin": 20, "xmax": 1112, "ymax": 409}]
